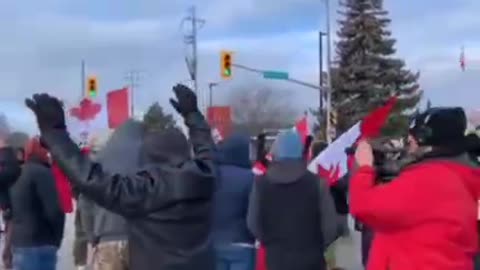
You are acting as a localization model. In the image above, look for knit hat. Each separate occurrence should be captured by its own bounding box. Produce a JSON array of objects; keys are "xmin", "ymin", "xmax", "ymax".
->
[
  {"xmin": 409, "ymin": 107, "xmax": 467, "ymax": 146},
  {"xmin": 271, "ymin": 130, "xmax": 303, "ymax": 160}
]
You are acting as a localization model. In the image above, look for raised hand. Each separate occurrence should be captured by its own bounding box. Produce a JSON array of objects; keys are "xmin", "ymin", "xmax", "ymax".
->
[
  {"xmin": 169, "ymin": 84, "xmax": 199, "ymax": 117},
  {"xmin": 25, "ymin": 93, "xmax": 66, "ymax": 132},
  {"xmin": 355, "ymin": 140, "xmax": 374, "ymax": 167}
]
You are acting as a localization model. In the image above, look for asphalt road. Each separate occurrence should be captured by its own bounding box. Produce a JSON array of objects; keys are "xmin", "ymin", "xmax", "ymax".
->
[{"xmin": 55, "ymin": 214, "xmax": 364, "ymax": 270}]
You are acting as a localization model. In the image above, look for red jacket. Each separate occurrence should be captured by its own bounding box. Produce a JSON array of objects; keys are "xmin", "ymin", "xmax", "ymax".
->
[{"xmin": 350, "ymin": 161, "xmax": 480, "ymax": 270}]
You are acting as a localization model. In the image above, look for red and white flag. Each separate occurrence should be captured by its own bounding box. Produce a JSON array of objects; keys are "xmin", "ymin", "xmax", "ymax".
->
[
  {"xmin": 211, "ymin": 127, "xmax": 223, "ymax": 144},
  {"xmin": 307, "ymin": 97, "xmax": 398, "ymax": 185},
  {"xmin": 295, "ymin": 112, "xmax": 312, "ymax": 144},
  {"xmin": 67, "ymin": 87, "xmax": 130, "ymax": 145}
]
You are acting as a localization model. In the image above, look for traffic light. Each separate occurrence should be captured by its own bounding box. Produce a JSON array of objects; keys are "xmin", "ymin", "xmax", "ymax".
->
[
  {"xmin": 220, "ymin": 51, "xmax": 233, "ymax": 79},
  {"xmin": 87, "ymin": 76, "xmax": 98, "ymax": 98}
]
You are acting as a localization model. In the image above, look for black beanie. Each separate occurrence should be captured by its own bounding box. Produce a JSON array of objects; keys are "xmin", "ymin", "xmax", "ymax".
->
[{"xmin": 409, "ymin": 107, "xmax": 467, "ymax": 146}]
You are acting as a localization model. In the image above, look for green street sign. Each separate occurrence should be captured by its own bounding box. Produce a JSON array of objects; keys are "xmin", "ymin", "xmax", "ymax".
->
[{"xmin": 263, "ymin": 71, "xmax": 289, "ymax": 80}]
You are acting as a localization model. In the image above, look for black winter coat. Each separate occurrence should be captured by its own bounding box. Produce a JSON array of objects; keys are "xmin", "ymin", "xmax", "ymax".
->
[
  {"xmin": 10, "ymin": 157, "xmax": 65, "ymax": 247},
  {"xmin": 42, "ymin": 112, "xmax": 216, "ymax": 270}
]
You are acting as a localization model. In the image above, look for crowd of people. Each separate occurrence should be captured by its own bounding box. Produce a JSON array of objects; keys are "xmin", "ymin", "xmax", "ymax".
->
[{"xmin": 0, "ymin": 85, "xmax": 479, "ymax": 270}]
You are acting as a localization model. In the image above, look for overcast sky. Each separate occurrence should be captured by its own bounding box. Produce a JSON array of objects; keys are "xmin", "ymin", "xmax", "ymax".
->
[{"xmin": 1, "ymin": 0, "xmax": 479, "ymax": 134}]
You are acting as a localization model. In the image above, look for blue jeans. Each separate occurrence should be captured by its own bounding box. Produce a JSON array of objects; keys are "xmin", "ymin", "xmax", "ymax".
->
[
  {"xmin": 13, "ymin": 246, "xmax": 58, "ymax": 270},
  {"xmin": 215, "ymin": 245, "xmax": 255, "ymax": 270}
]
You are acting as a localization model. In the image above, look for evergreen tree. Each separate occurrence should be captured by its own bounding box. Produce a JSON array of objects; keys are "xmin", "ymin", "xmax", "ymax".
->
[
  {"xmin": 143, "ymin": 102, "xmax": 177, "ymax": 131},
  {"xmin": 333, "ymin": 0, "xmax": 421, "ymax": 135}
]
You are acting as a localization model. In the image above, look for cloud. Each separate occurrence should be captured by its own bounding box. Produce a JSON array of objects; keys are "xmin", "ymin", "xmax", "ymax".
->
[{"xmin": 1, "ymin": 0, "xmax": 480, "ymax": 135}]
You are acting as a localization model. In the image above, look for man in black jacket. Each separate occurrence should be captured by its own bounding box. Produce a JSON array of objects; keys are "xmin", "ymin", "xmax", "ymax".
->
[
  {"xmin": 247, "ymin": 130, "xmax": 337, "ymax": 270},
  {"xmin": 0, "ymin": 144, "xmax": 22, "ymax": 268},
  {"xmin": 9, "ymin": 138, "xmax": 65, "ymax": 270},
  {"xmin": 25, "ymin": 85, "xmax": 216, "ymax": 270}
]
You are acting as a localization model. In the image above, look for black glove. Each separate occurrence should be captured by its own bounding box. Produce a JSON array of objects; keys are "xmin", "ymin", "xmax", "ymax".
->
[
  {"xmin": 25, "ymin": 93, "xmax": 66, "ymax": 132},
  {"xmin": 169, "ymin": 84, "xmax": 199, "ymax": 117}
]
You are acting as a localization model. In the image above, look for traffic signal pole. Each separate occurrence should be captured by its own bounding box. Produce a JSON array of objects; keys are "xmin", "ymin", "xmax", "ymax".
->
[{"xmin": 232, "ymin": 63, "xmax": 322, "ymax": 91}]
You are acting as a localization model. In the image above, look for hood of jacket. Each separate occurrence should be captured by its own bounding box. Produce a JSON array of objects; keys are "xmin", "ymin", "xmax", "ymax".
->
[
  {"xmin": 97, "ymin": 119, "xmax": 144, "ymax": 170},
  {"xmin": 267, "ymin": 130, "xmax": 306, "ymax": 184},
  {"xmin": 140, "ymin": 126, "xmax": 191, "ymax": 166},
  {"xmin": 216, "ymin": 134, "xmax": 251, "ymax": 168},
  {"xmin": 92, "ymin": 119, "xmax": 144, "ymax": 241},
  {"xmin": 24, "ymin": 137, "xmax": 50, "ymax": 165}
]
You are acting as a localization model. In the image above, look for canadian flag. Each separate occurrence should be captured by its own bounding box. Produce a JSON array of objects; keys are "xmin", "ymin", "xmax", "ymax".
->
[
  {"xmin": 67, "ymin": 87, "xmax": 130, "ymax": 145},
  {"xmin": 308, "ymin": 97, "xmax": 398, "ymax": 185},
  {"xmin": 211, "ymin": 127, "xmax": 223, "ymax": 144},
  {"xmin": 295, "ymin": 112, "xmax": 312, "ymax": 145}
]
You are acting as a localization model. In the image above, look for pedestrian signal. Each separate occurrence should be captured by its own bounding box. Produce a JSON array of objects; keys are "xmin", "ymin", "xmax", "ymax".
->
[
  {"xmin": 87, "ymin": 76, "xmax": 98, "ymax": 98},
  {"xmin": 220, "ymin": 51, "xmax": 233, "ymax": 79}
]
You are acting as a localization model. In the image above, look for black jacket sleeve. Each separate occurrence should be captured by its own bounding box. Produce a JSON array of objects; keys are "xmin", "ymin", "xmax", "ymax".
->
[
  {"xmin": 32, "ymin": 165, "xmax": 65, "ymax": 247},
  {"xmin": 77, "ymin": 194, "xmax": 96, "ymax": 244},
  {"xmin": 41, "ymin": 112, "xmax": 215, "ymax": 217},
  {"xmin": 0, "ymin": 148, "xmax": 21, "ymax": 216}
]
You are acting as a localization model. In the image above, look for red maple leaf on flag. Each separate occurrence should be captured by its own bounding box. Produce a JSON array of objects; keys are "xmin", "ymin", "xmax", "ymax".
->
[
  {"xmin": 318, "ymin": 163, "xmax": 341, "ymax": 186},
  {"xmin": 69, "ymin": 98, "xmax": 102, "ymax": 121}
]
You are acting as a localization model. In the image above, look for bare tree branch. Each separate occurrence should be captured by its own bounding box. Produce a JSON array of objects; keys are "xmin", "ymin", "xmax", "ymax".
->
[{"xmin": 227, "ymin": 86, "xmax": 297, "ymax": 134}]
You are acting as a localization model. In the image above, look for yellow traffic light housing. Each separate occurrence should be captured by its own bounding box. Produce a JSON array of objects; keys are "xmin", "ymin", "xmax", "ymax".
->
[
  {"xmin": 87, "ymin": 76, "xmax": 98, "ymax": 98},
  {"xmin": 220, "ymin": 51, "xmax": 233, "ymax": 79}
]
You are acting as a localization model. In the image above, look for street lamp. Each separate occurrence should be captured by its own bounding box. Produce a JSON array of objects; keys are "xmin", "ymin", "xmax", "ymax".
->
[{"xmin": 208, "ymin": 82, "xmax": 219, "ymax": 108}]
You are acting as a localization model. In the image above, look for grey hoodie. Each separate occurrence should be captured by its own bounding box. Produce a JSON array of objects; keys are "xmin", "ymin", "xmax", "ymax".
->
[{"xmin": 80, "ymin": 120, "xmax": 144, "ymax": 244}]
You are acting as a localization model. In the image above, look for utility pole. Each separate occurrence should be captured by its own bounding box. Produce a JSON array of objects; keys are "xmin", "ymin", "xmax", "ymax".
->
[
  {"xmin": 125, "ymin": 70, "xmax": 141, "ymax": 117},
  {"xmin": 319, "ymin": 31, "xmax": 326, "ymax": 131},
  {"xmin": 324, "ymin": 0, "xmax": 334, "ymax": 143},
  {"xmin": 181, "ymin": 6, "xmax": 205, "ymax": 106},
  {"xmin": 208, "ymin": 82, "xmax": 218, "ymax": 108},
  {"xmin": 81, "ymin": 60, "xmax": 86, "ymax": 99}
]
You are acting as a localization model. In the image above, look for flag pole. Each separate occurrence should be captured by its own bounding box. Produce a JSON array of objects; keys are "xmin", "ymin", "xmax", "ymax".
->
[{"xmin": 81, "ymin": 60, "xmax": 86, "ymax": 99}]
